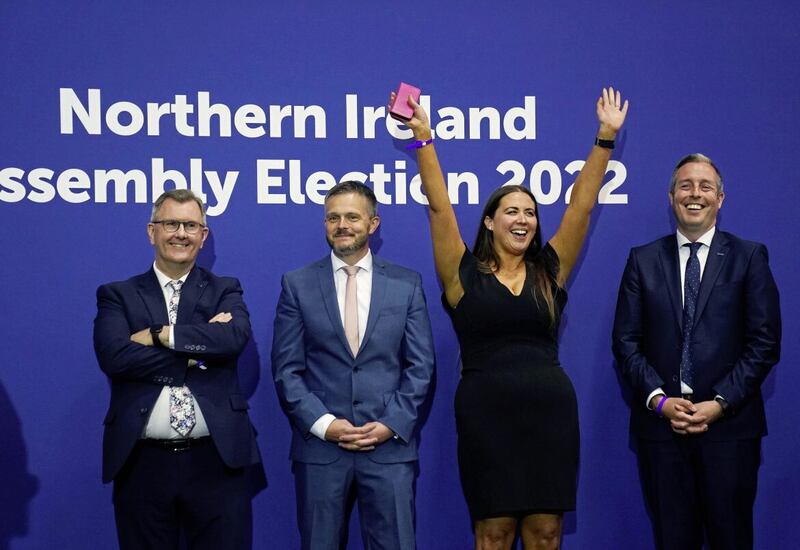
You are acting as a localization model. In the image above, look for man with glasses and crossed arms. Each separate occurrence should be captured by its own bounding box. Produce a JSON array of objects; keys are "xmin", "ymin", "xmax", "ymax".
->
[{"xmin": 94, "ymin": 189, "xmax": 262, "ymax": 549}]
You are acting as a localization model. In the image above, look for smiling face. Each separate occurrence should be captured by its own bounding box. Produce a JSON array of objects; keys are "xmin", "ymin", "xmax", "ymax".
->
[
  {"xmin": 669, "ymin": 161, "xmax": 724, "ymax": 241},
  {"xmin": 484, "ymin": 191, "xmax": 538, "ymax": 257},
  {"xmin": 147, "ymin": 198, "xmax": 208, "ymax": 278},
  {"xmin": 324, "ymin": 192, "xmax": 380, "ymax": 264}
]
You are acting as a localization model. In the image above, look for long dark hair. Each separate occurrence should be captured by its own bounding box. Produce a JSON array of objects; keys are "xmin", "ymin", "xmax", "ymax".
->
[{"xmin": 472, "ymin": 185, "xmax": 559, "ymax": 324}]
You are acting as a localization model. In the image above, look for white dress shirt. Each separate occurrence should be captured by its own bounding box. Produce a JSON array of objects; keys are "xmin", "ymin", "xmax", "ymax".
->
[
  {"xmin": 646, "ymin": 227, "xmax": 716, "ymax": 408},
  {"xmin": 309, "ymin": 251, "xmax": 374, "ymax": 440},
  {"xmin": 142, "ymin": 263, "xmax": 210, "ymax": 439}
]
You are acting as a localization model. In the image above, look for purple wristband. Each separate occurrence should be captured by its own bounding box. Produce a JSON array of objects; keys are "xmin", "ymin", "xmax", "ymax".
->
[
  {"xmin": 405, "ymin": 138, "xmax": 433, "ymax": 150},
  {"xmin": 655, "ymin": 395, "xmax": 668, "ymax": 416}
]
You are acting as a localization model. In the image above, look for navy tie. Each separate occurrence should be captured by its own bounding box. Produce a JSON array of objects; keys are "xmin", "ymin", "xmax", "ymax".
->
[{"xmin": 680, "ymin": 242, "xmax": 702, "ymax": 389}]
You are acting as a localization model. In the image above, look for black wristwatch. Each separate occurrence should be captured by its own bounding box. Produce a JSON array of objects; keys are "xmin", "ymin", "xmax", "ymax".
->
[
  {"xmin": 150, "ymin": 324, "xmax": 166, "ymax": 348},
  {"xmin": 594, "ymin": 137, "xmax": 615, "ymax": 149},
  {"xmin": 714, "ymin": 396, "xmax": 729, "ymax": 416}
]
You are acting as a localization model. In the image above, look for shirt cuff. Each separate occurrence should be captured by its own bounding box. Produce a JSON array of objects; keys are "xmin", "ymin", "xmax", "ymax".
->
[
  {"xmin": 310, "ymin": 413, "xmax": 336, "ymax": 441},
  {"xmin": 646, "ymin": 388, "xmax": 665, "ymax": 410}
]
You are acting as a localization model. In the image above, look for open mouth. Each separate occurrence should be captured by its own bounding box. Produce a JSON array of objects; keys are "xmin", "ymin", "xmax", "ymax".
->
[
  {"xmin": 511, "ymin": 229, "xmax": 528, "ymax": 236},
  {"xmin": 685, "ymin": 203, "xmax": 704, "ymax": 211}
]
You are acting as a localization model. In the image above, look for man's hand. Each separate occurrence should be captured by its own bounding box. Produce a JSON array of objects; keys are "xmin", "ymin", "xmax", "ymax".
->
[
  {"xmin": 130, "ymin": 327, "xmax": 152, "ymax": 345},
  {"xmin": 651, "ymin": 397, "xmax": 697, "ymax": 434},
  {"xmin": 325, "ymin": 419, "xmax": 370, "ymax": 449},
  {"xmin": 683, "ymin": 400, "xmax": 724, "ymax": 434},
  {"xmin": 329, "ymin": 420, "xmax": 393, "ymax": 452},
  {"xmin": 209, "ymin": 311, "xmax": 232, "ymax": 323}
]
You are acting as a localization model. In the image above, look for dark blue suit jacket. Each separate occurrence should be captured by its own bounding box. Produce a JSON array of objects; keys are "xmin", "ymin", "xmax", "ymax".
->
[
  {"xmin": 94, "ymin": 266, "xmax": 261, "ymax": 483},
  {"xmin": 271, "ymin": 255, "xmax": 435, "ymax": 464},
  {"xmin": 612, "ymin": 230, "xmax": 781, "ymax": 441}
]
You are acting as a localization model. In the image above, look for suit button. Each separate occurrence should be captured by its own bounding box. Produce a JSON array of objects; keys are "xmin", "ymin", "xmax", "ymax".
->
[
  {"xmin": 672, "ymin": 375, "xmax": 678, "ymax": 382},
  {"xmin": 139, "ymin": 408, "xmax": 148, "ymax": 414},
  {"xmin": 353, "ymin": 400, "xmax": 361, "ymax": 406},
  {"xmin": 200, "ymin": 345, "xmax": 206, "ymax": 351},
  {"xmin": 354, "ymin": 367, "xmax": 361, "ymax": 372}
]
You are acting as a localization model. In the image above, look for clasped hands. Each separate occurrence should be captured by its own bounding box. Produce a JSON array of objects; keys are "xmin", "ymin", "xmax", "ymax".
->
[
  {"xmin": 654, "ymin": 396, "xmax": 724, "ymax": 435},
  {"xmin": 325, "ymin": 419, "xmax": 393, "ymax": 452}
]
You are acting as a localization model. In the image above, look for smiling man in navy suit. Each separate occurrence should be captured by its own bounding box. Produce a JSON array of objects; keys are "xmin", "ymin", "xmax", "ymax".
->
[
  {"xmin": 272, "ymin": 181, "xmax": 435, "ymax": 550},
  {"xmin": 94, "ymin": 189, "xmax": 261, "ymax": 549},
  {"xmin": 613, "ymin": 154, "xmax": 781, "ymax": 550}
]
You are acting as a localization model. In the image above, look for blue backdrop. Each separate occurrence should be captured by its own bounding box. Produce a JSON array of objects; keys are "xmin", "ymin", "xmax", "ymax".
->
[{"xmin": 1, "ymin": 2, "xmax": 798, "ymax": 548}]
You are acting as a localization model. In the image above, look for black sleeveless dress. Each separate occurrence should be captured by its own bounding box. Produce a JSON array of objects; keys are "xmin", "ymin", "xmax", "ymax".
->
[{"xmin": 444, "ymin": 244, "xmax": 578, "ymax": 521}]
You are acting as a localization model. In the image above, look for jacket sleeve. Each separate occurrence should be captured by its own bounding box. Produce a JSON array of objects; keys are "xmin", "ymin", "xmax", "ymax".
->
[
  {"xmin": 612, "ymin": 249, "xmax": 666, "ymax": 404},
  {"xmin": 172, "ymin": 278, "xmax": 252, "ymax": 361},
  {"xmin": 271, "ymin": 274, "xmax": 329, "ymax": 436},
  {"xmin": 377, "ymin": 273, "xmax": 435, "ymax": 443},
  {"xmin": 711, "ymin": 244, "xmax": 781, "ymax": 409}
]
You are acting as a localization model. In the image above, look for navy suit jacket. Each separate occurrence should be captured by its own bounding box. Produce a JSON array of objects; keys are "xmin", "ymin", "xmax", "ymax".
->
[
  {"xmin": 612, "ymin": 230, "xmax": 781, "ymax": 441},
  {"xmin": 271, "ymin": 255, "xmax": 435, "ymax": 464},
  {"xmin": 94, "ymin": 266, "xmax": 261, "ymax": 483}
]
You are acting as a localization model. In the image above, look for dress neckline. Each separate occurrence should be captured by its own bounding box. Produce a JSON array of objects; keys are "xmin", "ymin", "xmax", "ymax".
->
[{"xmin": 491, "ymin": 264, "xmax": 528, "ymax": 297}]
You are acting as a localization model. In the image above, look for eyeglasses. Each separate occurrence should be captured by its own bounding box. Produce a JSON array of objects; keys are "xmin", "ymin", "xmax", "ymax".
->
[{"xmin": 150, "ymin": 220, "xmax": 206, "ymax": 234}]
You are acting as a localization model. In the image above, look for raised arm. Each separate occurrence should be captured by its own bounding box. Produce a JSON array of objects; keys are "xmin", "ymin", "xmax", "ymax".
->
[
  {"xmin": 392, "ymin": 92, "xmax": 466, "ymax": 307},
  {"xmin": 549, "ymin": 87, "xmax": 629, "ymax": 286}
]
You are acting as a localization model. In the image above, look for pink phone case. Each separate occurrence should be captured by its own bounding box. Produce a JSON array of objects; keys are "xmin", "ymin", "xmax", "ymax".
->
[{"xmin": 389, "ymin": 82, "xmax": 421, "ymax": 121}]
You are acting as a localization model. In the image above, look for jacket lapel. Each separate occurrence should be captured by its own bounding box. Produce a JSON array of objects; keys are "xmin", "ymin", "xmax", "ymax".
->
[
  {"xmin": 360, "ymin": 256, "xmax": 387, "ymax": 353},
  {"xmin": 694, "ymin": 231, "xmax": 729, "ymax": 325},
  {"xmin": 176, "ymin": 266, "xmax": 207, "ymax": 325},
  {"xmin": 317, "ymin": 258, "xmax": 352, "ymax": 356},
  {"xmin": 658, "ymin": 237, "xmax": 684, "ymax": 331},
  {"xmin": 136, "ymin": 269, "xmax": 170, "ymax": 324}
]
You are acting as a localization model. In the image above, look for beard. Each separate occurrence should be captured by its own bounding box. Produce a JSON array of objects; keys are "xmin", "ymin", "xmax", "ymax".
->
[{"xmin": 326, "ymin": 231, "xmax": 369, "ymax": 258}]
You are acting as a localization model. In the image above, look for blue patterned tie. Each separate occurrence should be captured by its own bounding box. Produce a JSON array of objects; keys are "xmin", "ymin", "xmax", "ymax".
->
[
  {"xmin": 680, "ymin": 243, "xmax": 702, "ymax": 389},
  {"xmin": 167, "ymin": 280, "xmax": 196, "ymax": 437}
]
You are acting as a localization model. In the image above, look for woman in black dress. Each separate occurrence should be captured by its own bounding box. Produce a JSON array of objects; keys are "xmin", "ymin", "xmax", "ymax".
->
[{"xmin": 394, "ymin": 87, "xmax": 629, "ymax": 549}]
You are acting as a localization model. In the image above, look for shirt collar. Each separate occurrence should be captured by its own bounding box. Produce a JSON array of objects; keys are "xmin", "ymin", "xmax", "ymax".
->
[
  {"xmin": 152, "ymin": 262, "xmax": 190, "ymax": 288},
  {"xmin": 330, "ymin": 249, "xmax": 373, "ymax": 274},
  {"xmin": 676, "ymin": 226, "xmax": 716, "ymax": 249}
]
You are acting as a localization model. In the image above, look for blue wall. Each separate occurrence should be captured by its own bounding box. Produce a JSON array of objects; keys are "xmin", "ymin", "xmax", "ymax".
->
[{"xmin": 1, "ymin": 2, "xmax": 798, "ymax": 548}]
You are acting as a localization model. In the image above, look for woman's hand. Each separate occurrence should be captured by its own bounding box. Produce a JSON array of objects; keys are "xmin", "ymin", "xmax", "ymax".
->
[
  {"xmin": 596, "ymin": 86, "xmax": 629, "ymax": 139},
  {"xmin": 388, "ymin": 92, "xmax": 432, "ymax": 140}
]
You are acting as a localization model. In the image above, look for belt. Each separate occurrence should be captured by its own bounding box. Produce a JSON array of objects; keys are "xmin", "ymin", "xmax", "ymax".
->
[{"xmin": 139, "ymin": 436, "xmax": 212, "ymax": 452}]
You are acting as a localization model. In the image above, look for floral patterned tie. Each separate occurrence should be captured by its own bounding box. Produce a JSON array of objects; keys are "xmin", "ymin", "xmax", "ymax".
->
[{"xmin": 167, "ymin": 280, "xmax": 196, "ymax": 436}]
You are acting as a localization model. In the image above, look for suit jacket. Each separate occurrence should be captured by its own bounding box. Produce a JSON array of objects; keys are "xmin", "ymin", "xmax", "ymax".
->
[
  {"xmin": 612, "ymin": 230, "xmax": 781, "ymax": 441},
  {"xmin": 94, "ymin": 266, "xmax": 261, "ymax": 483},
  {"xmin": 271, "ymin": 254, "xmax": 435, "ymax": 464}
]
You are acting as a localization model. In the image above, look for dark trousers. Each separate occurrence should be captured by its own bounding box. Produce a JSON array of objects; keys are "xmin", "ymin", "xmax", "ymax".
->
[
  {"xmin": 293, "ymin": 454, "xmax": 416, "ymax": 550},
  {"xmin": 637, "ymin": 436, "xmax": 761, "ymax": 550},
  {"xmin": 113, "ymin": 438, "xmax": 252, "ymax": 550}
]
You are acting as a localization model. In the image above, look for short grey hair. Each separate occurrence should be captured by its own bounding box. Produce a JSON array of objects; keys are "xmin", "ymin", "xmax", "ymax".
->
[
  {"xmin": 669, "ymin": 153, "xmax": 723, "ymax": 195},
  {"xmin": 150, "ymin": 189, "xmax": 207, "ymax": 223}
]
